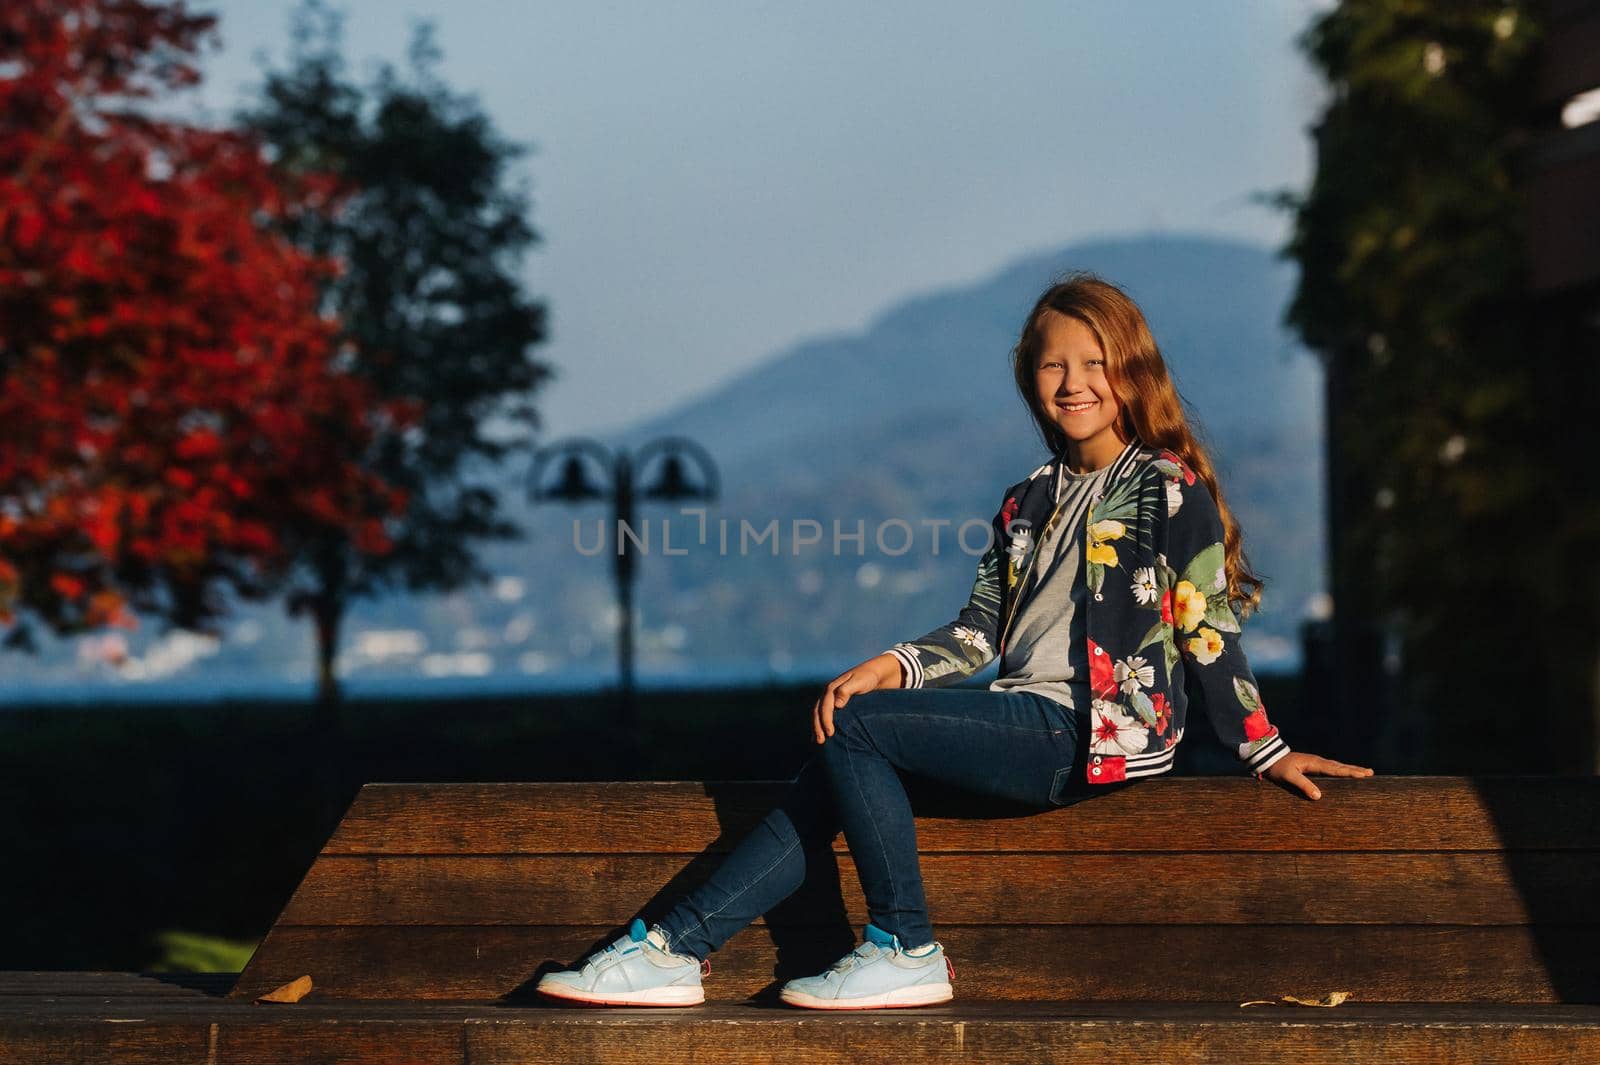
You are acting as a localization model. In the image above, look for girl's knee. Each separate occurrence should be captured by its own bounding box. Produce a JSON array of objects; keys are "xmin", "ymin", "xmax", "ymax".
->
[
  {"xmin": 826, "ymin": 690, "xmax": 891, "ymax": 749},
  {"xmin": 836, "ymin": 689, "xmax": 892, "ymax": 723}
]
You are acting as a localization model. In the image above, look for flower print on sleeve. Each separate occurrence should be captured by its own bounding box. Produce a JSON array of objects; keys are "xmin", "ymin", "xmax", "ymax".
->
[
  {"xmin": 951, "ymin": 625, "xmax": 992, "ymax": 656},
  {"xmin": 1185, "ymin": 626, "xmax": 1224, "ymax": 665},
  {"xmin": 1165, "ymin": 477, "xmax": 1183, "ymax": 517},
  {"xmin": 885, "ymin": 492, "xmax": 1009, "ymax": 688},
  {"xmin": 1158, "ymin": 452, "xmax": 1291, "ymax": 777},
  {"xmin": 1172, "ymin": 579, "xmax": 1208, "ymax": 631}
]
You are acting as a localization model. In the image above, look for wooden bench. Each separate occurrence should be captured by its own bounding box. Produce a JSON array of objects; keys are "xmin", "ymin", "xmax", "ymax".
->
[
  {"xmin": 230, "ymin": 776, "xmax": 1600, "ymax": 1006},
  {"xmin": 4, "ymin": 776, "xmax": 1599, "ymax": 1062}
]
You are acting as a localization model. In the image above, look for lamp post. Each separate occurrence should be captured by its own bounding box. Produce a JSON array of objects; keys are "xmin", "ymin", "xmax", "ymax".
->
[{"xmin": 528, "ymin": 436, "xmax": 719, "ymax": 732}]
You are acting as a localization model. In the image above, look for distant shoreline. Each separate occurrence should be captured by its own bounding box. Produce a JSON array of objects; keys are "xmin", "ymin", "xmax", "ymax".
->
[{"xmin": 0, "ymin": 661, "xmax": 1300, "ymax": 710}]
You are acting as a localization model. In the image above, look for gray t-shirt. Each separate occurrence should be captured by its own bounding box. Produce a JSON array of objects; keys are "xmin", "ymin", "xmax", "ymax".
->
[{"xmin": 987, "ymin": 453, "xmax": 1120, "ymax": 710}]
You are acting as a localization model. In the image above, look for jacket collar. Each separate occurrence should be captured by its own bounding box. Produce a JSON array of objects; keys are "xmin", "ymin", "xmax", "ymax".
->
[
  {"xmin": 1013, "ymin": 436, "xmax": 1147, "ymax": 523},
  {"xmin": 1048, "ymin": 435, "xmax": 1146, "ymax": 501}
]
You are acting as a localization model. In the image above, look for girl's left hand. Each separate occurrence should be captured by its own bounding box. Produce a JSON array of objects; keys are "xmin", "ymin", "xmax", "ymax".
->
[{"xmin": 1260, "ymin": 752, "xmax": 1374, "ymax": 800}]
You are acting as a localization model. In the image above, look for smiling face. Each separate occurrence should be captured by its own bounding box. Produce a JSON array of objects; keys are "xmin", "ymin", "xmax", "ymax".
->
[{"xmin": 1033, "ymin": 311, "xmax": 1125, "ymax": 472}]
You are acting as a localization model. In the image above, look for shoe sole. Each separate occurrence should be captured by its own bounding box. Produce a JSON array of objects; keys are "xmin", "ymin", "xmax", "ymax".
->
[
  {"xmin": 537, "ymin": 982, "xmax": 704, "ymax": 1007},
  {"xmin": 778, "ymin": 981, "xmax": 953, "ymax": 1010}
]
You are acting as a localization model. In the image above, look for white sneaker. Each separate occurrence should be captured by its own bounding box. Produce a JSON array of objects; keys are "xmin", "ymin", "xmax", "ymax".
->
[
  {"xmin": 778, "ymin": 923, "xmax": 953, "ymax": 1010},
  {"xmin": 537, "ymin": 919, "xmax": 707, "ymax": 1006}
]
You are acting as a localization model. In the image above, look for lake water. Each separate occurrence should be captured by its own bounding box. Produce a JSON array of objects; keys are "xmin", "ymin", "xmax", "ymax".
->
[{"xmin": 0, "ymin": 661, "xmax": 841, "ymax": 708}]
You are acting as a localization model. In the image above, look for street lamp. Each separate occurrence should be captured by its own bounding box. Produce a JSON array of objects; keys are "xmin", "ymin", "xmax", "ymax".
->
[{"xmin": 528, "ymin": 436, "xmax": 719, "ymax": 730}]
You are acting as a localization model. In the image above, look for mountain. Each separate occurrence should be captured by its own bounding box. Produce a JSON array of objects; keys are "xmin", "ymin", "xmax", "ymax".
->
[
  {"xmin": 5, "ymin": 234, "xmax": 1325, "ymax": 698},
  {"xmin": 552, "ymin": 233, "xmax": 1325, "ymax": 678},
  {"xmin": 621, "ymin": 234, "xmax": 1315, "ymax": 463}
]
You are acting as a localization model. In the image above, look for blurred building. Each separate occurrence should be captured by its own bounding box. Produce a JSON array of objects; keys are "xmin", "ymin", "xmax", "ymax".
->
[
  {"xmin": 1526, "ymin": 1, "xmax": 1600, "ymax": 297},
  {"xmin": 1523, "ymin": 0, "xmax": 1600, "ymax": 769},
  {"xmin": 1302, "ymin": 0, "xmax": 1600, "ymax": 771}
]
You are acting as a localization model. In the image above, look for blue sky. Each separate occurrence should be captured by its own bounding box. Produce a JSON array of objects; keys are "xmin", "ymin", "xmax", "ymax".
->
[{"xmin": 187, "ymin": 1, "xmax": 1332, "ymax": 439}]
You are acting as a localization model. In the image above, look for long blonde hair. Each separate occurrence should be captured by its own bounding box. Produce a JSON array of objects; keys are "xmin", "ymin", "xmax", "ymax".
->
[{"xmin": 1010, "ymin": 271, "xmax": 1265, "ymax": 618}]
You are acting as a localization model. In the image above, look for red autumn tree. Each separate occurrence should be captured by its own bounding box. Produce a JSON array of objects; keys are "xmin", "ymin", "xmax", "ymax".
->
[{"xmin": 0, "ymin": 0, "xmax": 406, "ymax": 648}]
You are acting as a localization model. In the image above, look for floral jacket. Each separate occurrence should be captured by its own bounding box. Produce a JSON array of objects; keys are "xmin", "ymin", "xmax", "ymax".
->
[{"xmin": 885, "ymin": 438, "xmax": 1291, "ymax": 786}]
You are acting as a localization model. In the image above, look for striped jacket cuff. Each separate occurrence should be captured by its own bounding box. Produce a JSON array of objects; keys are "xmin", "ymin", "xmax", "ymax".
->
[
  {"xmin": 1245, "ymin": 733, "xmax": 1291, "ymax": 777},
  {"xmin": 886, "ymin": 644, "xmax": 924, "ymax": 689}
]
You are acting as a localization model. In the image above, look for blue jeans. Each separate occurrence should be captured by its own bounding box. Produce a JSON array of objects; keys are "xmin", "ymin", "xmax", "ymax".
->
[{"xmin": 653, "ymin": 687, "xmax": 1108, "ymax": 959}]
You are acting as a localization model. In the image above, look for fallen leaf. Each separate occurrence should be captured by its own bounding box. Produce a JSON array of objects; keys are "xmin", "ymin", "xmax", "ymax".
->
[
  {"xmin": 255, "ymin": 975, "xmax": 313, "ymax": 1003},
  {"xmin": 1239, "ymin": 991, "xmax": 1352, "ymax": 1009},
  {"xmin": 1283, "ymin": 991, "xmax": 1351, "ymax": 1007},
  {"xmin": 1286, "ymin": 985, "xmax": 1350, "ymax": 1004}
]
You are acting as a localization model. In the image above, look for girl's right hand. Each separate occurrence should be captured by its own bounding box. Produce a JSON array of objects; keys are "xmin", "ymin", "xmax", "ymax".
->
[{"xmin": 812, "ymin": 653, "xmax": 905, "ymax": 744}]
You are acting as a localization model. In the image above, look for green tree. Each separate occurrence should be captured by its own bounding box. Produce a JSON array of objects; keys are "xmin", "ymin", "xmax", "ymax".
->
[
  {"xmin": 240, "ymin": 2, "xmax": 551, "ymax": 714},
  {"xmin": 1270, "ymin": 2, "xmax": 1579, "ymax": 768}
]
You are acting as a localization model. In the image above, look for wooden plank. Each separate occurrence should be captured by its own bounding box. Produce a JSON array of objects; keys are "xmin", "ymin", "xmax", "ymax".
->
[
  {"xmin": 322, "ymin": 777, "xmax": 1600, "ymax": 854},
  {"xmin": 215, "ymin": 1019, "xmax": 463, "ymax": 1064},
  {"xmin": 274, "ymin": 851, "xmax": 1597, "ymax": 927},
  {"xmin": 227, "ymin": 923, "xmax": 1600, "ymax": 1003},
  {"xmin": 4, "ymin": 1001, "xmax": 1600, "ymax": 1065},
  {"xmin": 0, "ymin": 1021, "xmax": 215, "ymax": 1064},
  {"xmin": 468, "ymin": 1008, "xmax": 1600, "ymax": 1065},
  {"xmin": 0, "ymin": 972, "xmax": 233, "ymax": 998},
  {"xmin": 0, "ymin": 1000, "xmax": 493, "ymax": 1020},
  {"xmin": 0, "ymin": 1014, "xmax": 462, "ymax": 1065}
]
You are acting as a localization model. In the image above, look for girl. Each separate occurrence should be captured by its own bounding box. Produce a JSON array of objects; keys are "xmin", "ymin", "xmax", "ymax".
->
[{"xmin": 537, "ymin": 272, "xmax": 1373, "ymax": 1009}]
